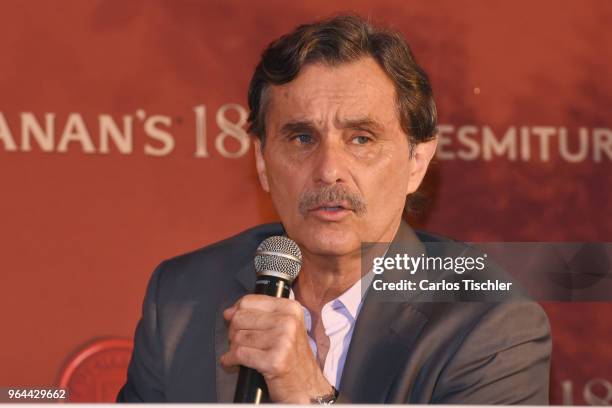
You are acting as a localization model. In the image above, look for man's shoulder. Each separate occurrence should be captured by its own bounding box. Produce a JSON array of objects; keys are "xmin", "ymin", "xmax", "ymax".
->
[
  {"xmin": 165, "ymin": 222, "xmax": 284, "ymax": 267},
  {"xmin": 152, "ymin": 223, "xmax": 284, "ymax": 295},
  {"xmin": 408, "ymin": 228, "xmax": 547, "ymax": 324},
  {"xmin": 413, "ymin": 229, "xmax": 456, "ymax": 244}
]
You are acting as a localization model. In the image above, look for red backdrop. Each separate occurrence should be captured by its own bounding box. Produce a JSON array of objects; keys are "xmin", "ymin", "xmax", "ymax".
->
[{"xmin": 1, "ymin": 0, "xmax": 610, "ymax": 404}]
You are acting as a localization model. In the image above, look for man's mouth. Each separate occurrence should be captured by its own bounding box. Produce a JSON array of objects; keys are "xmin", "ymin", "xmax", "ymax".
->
[
  {"xmin": 318, "ymin": 206, "xmax": 344, "ymax": 211},
  {"xmin": 311, "ymin": 202, "xmax": 353, "ymax": 212},
  {"xmin": 307, "ymin": 203, "xmax": 354, "ymax": 221}
]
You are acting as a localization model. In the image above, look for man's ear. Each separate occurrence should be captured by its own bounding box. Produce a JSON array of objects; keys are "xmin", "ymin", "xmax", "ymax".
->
[
  {"xmin": 406, "ymin": 137, "xmax": 438, "ymax": 195},
  {"xmin": 254, "ymin": 138, "xmax": 270, "ymax": 192}
]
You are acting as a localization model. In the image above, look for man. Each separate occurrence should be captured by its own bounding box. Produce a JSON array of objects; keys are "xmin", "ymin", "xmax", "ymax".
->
[{"xmin": 118, "ymin": 15, "xmax": 551, "ymax": 404}]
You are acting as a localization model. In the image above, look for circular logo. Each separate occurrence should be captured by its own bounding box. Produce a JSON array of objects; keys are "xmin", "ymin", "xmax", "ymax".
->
[{"xmin": 58, "ymin": 338, "xmax": 133, "ymax": 402}]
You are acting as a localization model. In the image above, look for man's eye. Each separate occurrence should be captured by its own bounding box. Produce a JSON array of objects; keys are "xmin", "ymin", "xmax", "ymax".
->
[
  {"xmin": 351, "ymin": 135, "xmax": 371, "ymax": 145},
  {"xmin": 293, "ymin": 134, "xmax": 314, "ymax": 144}
]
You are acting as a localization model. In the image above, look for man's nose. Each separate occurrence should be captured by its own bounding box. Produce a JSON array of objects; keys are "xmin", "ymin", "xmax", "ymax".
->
[{"xmin": 312, "ymin": 137, "xmax": 348, "ymax": 185}]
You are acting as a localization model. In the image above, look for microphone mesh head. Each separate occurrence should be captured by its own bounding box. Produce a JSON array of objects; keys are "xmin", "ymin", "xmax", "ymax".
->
[{"xmin": 254, "ymin": 236, "xmax": 302, "ymax": 282}]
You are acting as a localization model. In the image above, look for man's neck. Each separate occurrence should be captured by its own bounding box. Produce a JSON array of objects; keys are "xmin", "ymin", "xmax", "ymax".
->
[
  {"xmin": 293, "ymin": 251, "xmax": 362, "ymax": 315},
  {"xmin": 291, "ymin": 218, "xmax": 403, "ymax": 314}
]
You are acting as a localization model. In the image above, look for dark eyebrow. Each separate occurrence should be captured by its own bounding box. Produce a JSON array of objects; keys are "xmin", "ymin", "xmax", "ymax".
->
[
  {"xmin": 279, "ymin": 117, "xmax": 384, "ymax": 136},
  {"xmin": 279, "ymin": 121, "xmax": 318, "ymax": 136},
  {"xmin": 336, "ymin": 117, "xmax": 384, "ymax": 133}
]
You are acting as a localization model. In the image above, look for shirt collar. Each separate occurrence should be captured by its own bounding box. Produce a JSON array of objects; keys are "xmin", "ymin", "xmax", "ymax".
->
[
  {"xmin": 332, "ymin": 271, "xmax": 373, "ymax": 320},
  {"xmin": 289, "ymin": 270, "xmax": 374, "ymax": 322}
]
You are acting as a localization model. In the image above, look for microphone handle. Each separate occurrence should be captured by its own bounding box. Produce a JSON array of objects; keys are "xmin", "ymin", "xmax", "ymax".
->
[{"xmin": 233, "ymin": 275, "xmax": 292, "ymax": 403}]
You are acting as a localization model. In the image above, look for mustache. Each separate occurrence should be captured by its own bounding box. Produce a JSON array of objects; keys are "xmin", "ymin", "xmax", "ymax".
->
[{"xmin": 298, "ymin": 185, "xmax": 367, "ymax": 216}]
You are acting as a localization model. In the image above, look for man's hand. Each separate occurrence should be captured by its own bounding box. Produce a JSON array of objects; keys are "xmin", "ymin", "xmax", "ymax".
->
[{"xmin": 220, "ymin": 294, "xmax": 333, "ymax": 404}]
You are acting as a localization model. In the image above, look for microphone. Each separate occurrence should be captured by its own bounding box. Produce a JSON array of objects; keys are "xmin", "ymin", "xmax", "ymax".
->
[{"xmin": 233, "ymin": 235, "xmax": 303, "ymax": 404}]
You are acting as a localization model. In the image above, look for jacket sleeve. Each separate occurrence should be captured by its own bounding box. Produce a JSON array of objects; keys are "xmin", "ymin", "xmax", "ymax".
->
[
  {"xmin": 432, "ymin": 301, "xmax": 552, "ymax": 404},
  {"xmin": 117, "ymin": 262, "xmax": 167, "ymax": 402}
]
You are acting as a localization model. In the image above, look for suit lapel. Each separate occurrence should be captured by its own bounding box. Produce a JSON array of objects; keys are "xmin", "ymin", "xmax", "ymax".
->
[
  {"xmin": 339, "ymin": 299, "xmax": 428, "ymax": 402},
  {"xmin": 339, "ymin": 221, "xmax": 429, "ymax": 402}
]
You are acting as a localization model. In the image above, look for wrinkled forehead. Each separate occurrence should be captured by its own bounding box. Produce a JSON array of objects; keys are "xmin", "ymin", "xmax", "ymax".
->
[{"xmin": 264, "ymin": 58, "xmax": 401, "ymax": 134}]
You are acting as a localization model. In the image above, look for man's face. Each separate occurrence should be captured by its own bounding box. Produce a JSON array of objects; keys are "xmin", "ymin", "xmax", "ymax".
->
[{"xmin": 255, "ymin": 57, "xmax": 436, "ymax": 258}]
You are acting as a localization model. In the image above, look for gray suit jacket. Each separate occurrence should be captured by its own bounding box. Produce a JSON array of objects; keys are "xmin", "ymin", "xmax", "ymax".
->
[{"xmin": 117, "ymin": 222, "xmax": 551, "ymax": 403}]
